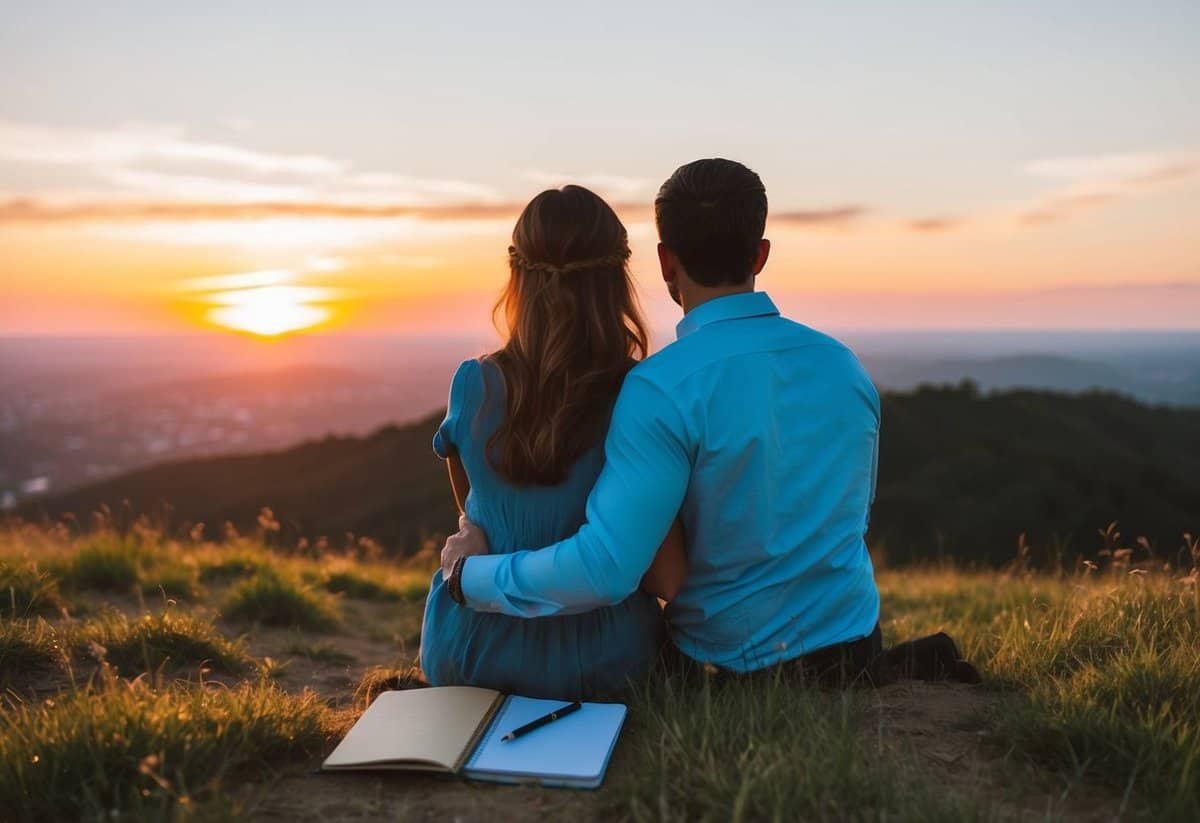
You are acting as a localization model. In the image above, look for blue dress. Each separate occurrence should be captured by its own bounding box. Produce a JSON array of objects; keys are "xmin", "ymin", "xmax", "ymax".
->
[{"xmin": 419, "ymin": 358, "xmax": 666, "ymax": 699}]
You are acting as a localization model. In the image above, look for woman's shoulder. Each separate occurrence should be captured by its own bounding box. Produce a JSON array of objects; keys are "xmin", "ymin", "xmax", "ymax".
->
[
  {"xmin": 444, "ymin": 356, "xmax": 506, "ymax": 434},
  {"xmin": 448, "ymin": 356, "xmax": 489, "ymax": 395}
]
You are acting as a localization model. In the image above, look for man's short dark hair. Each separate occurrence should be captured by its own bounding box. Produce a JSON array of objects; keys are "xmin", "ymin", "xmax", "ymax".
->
[{"xmin": 654, "ymin": 158, "xmax": 768, "ymax": 287}]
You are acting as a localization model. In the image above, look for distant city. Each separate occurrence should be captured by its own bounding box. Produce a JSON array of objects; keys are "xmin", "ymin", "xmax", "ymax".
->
[{"xmin": 3, "ymin": 330, "xmax": 1198, "ymax": 510}]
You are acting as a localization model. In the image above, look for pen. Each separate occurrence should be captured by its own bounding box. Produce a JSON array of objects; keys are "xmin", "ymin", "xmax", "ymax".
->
[{"xmin": 500, "ymin": 701, "xmax": 582, "ymax": 742}]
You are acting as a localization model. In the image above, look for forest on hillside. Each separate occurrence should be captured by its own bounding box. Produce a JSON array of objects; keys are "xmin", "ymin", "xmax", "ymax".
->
[{"xmin": 23, "ymin": 383, "xmax": 1200, "ymax": 568}]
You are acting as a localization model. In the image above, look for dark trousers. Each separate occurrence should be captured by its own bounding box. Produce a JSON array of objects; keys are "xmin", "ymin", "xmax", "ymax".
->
[
  {"xmin": 662, "ymin": 624, "xmax": 980, "ymax": 687},
  {"xmin": 787, "ymin": 623, "xmax": 885, "ymax": 687}
]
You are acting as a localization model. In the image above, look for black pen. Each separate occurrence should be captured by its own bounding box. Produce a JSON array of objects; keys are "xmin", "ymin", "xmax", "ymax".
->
[{"xmin": 501, "ymin": 701, "xmax": 582, "ymax": 742}]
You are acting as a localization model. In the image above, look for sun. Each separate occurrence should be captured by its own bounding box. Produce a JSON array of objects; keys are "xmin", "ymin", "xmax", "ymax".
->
[{"xmin": 206, "ymin": 285, "xmax": 334, "ymax": 336}]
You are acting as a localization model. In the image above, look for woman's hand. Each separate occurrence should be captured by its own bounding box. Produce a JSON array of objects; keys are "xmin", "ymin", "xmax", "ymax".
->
[{"xmin": 440, "ymin": 514, "xmax": 491, "ymax": 580}]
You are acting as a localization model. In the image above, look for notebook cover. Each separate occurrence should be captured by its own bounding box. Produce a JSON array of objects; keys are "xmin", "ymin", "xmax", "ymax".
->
[{"xmin": 320, "ymin": 687, "xmax": 503, "ymax": 772}]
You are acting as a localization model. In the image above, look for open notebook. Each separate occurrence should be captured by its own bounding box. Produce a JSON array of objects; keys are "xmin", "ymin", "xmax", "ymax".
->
[{"xmin": 321, "ymin": 686, "xmax": 626, "ymax": 789}]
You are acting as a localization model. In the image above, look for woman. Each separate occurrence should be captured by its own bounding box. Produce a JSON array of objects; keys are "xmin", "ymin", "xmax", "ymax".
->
[{"xmin": 420, "ymin": 185, "xmax": 686, "ymax": 699}]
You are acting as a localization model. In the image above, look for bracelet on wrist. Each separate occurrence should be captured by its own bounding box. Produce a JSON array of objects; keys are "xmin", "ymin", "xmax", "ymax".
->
[{"xmin": 448, "ymin": 556, "xmax": 467, "ymax": 605}]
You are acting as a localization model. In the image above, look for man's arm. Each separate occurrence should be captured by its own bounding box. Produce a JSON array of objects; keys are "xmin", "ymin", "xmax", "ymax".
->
[{"xmin": 459, "ymin": 374, "xmax": 692, "ymax": 617}]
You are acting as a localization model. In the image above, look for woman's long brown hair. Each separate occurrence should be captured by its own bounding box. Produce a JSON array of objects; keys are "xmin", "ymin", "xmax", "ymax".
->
[{"xmin": 487, "ymin": 185, "xmax": 649, "ymax": 485}]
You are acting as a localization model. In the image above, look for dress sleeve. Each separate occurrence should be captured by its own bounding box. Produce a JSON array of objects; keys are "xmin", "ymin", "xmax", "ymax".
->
[{"xmin": 432, "ymin": 359, "xmax": 479, "ymax": 459}]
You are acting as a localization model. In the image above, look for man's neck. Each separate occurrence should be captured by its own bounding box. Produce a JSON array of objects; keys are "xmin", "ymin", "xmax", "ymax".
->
[{"xmin": 680, "ymin": 283, "xmax": 755, "ymax": 315}]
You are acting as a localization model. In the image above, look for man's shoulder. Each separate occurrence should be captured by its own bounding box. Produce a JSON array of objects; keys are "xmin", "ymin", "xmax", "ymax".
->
[
  {"xmin": 631, "ymin": 317, "xmax": 866, "ymax": 379},
  {"xmin": 626, "ymin": 317, "xmax": 878, "ymax": 421}
]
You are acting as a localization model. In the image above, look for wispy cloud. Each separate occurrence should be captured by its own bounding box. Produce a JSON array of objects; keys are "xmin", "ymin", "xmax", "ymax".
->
[
  {"xmin": 178, "ymin": 269, "xmax": 295, "ymax": 292},
  {"xmin": 1017, "ymin": 151, "xmax": 1199, "ymax": 226},
  {"xmin": 96, "ymin": 167, "xmax": 314, "ymax": 202},
  {"xmin": 0, "ymin": 120, "xmax": 503, "ymax": 210},
  {"xmin": 0, "ymin": 197, "xmax": 521, "ymax": 223},
  {"xmin": 0, "ymin": 121, "xmax": 341, "ymax": 175},
  {"xmin": 773, "ymin": 206, "xmax": 870, "ymax": 226},
  {"xmin": 904, "ymin": 217, "xmax": 962, "ymax": 233}
]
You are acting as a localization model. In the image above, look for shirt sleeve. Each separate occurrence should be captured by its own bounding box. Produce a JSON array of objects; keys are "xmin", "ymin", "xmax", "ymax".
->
[
  {"xmin": 432, "ymin": 359, "xmax": 478, "ymax": 459},
  {"xmin": 460, "ymin": 373, "xmax": 692, "ymax": 616},
  {"xmin": 859, "ymin": 364, "xmax": 882, "ymax": 533}
]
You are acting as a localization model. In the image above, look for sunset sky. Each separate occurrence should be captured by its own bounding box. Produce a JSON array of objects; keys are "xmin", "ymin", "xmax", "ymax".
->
[{"xmin": 2, "ymin": 2, "xmax": 1198, "ymax": 340}]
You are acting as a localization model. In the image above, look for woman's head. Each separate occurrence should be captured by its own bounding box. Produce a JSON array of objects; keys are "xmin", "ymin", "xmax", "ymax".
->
[{"xmin": 489, "ymin": 185, "xmax": 649, "ymax": 485}]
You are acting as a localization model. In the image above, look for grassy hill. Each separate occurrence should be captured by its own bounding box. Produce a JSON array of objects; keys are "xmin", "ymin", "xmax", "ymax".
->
[
  {"xmin": 1, "ymin": 522, "xmax": 1197, "ymax": 820},
  {"xmin": 24, "ymin": 385, "xmax": 1200, "ymax": 566}
]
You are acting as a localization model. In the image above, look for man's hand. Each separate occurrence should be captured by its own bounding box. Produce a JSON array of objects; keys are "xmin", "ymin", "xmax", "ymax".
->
[{"xmin": 441, "ymin": 515, "xmax": 490, "ymax": 579}]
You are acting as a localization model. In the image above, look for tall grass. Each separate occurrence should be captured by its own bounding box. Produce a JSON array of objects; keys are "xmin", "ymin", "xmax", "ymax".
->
[
  {"xmin": 77, "ymin": 611, "xmax": 250, "ymax": 676},
  {"xmin": 615, "ymin": 669, "xmax": 982, "ymax": 822},
  {"xmin": 53, "ymin": 533, "xmax": 146, "ymax": 592},
  {"xmin": 0, "ymin": 557, "xmax": 63, "ymax": 619},
  {"xmin": 223, "ymin": 568, "xmax": 340, "ymax": 631},
  {"xmin": 877, "ymin": 547, "xmax": 1200, "ymax": 820},
  {"xmin": 0, "ymin": 675, "xmax": 332, "ymax": 822},
  {"xmin": 985, "ymin": 577, "xmax": 1200, "ymax": 819},
  {"xmin": 0, "ymin": 620, "xmax": 65, "ymax": 689},
  {"xmin": 3, "ymin": 518, "xmax": 1196, "ymax": 819}
]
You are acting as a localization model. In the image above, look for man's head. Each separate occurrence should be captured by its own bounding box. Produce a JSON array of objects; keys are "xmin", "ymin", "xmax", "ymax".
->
[{"xmin": 654, "ymin": 158, "xmax": 770, "ymax": 310}]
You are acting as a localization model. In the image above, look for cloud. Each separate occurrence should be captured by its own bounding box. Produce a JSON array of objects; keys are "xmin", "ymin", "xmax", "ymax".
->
[
  {"xmin": 0, "ymin": 120, "xmax": 503, "ymax": 210},
  {"xmin": 1017, "ymin": 151, "xmax": 1199, "ymax": 226},
  {"xmin": 773, "ymin": 205, "xmax": 870, "ymax": 226},
  {"xmin": 97, "ymin": 167, "xmax": 314, "ymax": 202},
  {"xmin": 0, "ymin": 197, "xmax": 525, "ymax": 223},
  {"xmin": 178, "ymin": 269, "xmax": 295, "ymax": 292},
  {"xmin": 0, "ymin": 120, "xmax": 341, "ymax": 176},
  {"xmin": 904, "ymin": 217, "xmax": 962, "ymax": 233}
]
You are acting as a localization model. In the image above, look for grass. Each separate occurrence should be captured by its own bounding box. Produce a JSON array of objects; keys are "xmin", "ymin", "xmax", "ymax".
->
[
  {"xmin": 875, "ymin": 564, "xmax": 1200, "ymax": 821},
  {"xmin": 983, "ymin": 577, "xmax": 1200, "ymax": 819},
  {"xmin": 0, "ymin": 675, "xmax": 332, "ymax": 822},
  {"xmin": 0, "ymin": 556, "xmax": 63, "ymax": 619},
  {"xmin": 223, "ymin": 568, "xmax": 341, "ymax": 631},
  {"xmin": 0, "ymin": 520, "xmax": 1196, "ymax": 820},
  {"xmin": 315, "ymin": 568, "xmax": 406, "ymax": 601},
  {"xmin": 53, "ymin": 533, "xmax": 146, "ymax": 592},
  {"xmin": 614, "ymin": 671, "xmax": 979, "ymax": 822},
  {"xmin": 286, "ymin": 641, "xmax": 357, "ymax": 665},
  {"xmin": 138, "ymin": 557, "xmax": 202, "ymax": 601},
  {"xmin": 77, "ymin": 610, "xmax": 250, "ymax": 676},
  {"xmin": 0, "ymin": 620, "xmax": 65, "ymax": 689}
]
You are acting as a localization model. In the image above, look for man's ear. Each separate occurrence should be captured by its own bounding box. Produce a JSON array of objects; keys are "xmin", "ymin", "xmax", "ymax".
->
[
  {"xmin": 751, "ymin": 239, "xmax": 771, "ymax": 276},
  {"xmin": 657, "ymin": 242, "xmax": 677, "ymax": 284}
]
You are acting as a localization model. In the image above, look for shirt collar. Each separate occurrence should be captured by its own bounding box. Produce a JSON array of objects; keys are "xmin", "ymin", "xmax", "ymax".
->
[{"xmin": 675, "ymin": 291, "xmax": 780, "ymax": 340}]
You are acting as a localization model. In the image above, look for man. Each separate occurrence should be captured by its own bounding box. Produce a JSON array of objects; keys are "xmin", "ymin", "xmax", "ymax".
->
[{"xmin": 442, "ymin": 158, "xmax": 881, "ymax": 677}]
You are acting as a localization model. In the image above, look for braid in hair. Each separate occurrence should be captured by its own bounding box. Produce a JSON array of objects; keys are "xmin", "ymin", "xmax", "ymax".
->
[{"xmin": 508, "ymin": 245, "xmax": 630, "ymax": 275}]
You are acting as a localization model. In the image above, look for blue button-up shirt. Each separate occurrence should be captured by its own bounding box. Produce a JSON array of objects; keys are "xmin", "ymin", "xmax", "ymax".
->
[{"xmin": 461, "ymin": 291, "xmax": 881, "ymax": 672}]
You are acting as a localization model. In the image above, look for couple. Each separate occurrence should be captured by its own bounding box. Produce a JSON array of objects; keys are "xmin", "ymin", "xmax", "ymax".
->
[{"xmin": 420, "ymin": 158, "xmax": 882, "ymax": 699}]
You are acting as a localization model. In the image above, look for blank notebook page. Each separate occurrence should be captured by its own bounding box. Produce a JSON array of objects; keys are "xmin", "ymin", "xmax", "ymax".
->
[{"xmin": 464, "ymin": 696, "xmax": 626, "ymax": 781}]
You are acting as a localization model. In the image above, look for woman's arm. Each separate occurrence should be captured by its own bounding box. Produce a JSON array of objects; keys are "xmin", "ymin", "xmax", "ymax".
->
[
  {"xmin": 445, "ymin": 450, "xmax": 470, "ymax": 514},
  {"xmin": 640, "ymin": 518, "xmax": 687, "ymax": 602}
]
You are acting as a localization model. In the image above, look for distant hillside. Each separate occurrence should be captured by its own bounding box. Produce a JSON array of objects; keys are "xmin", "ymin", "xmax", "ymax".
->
[
  {"xmin": 27, "ymin": 413, "xmax": 454, "ymax": 550},
  {"xmin": 864, "ymin": 353, "xmax": 1200, "ymax": 406},
  {"xmin": 873, "ymin": 384, "xmax": 1200, "ymax": 564},
  {"xmin": 23, "ymin": 387, "xmax": 1200, "ymax": 566}
]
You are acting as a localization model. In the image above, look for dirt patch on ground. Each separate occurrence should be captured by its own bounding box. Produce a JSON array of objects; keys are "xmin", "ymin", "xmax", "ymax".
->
[
  {"xmin": 864, "ymin": 682, "xmax": 1127, "ymax": 821},
  {"xmin": 247, "ymin": 766, "xmax": 604, "ymax": 823}
]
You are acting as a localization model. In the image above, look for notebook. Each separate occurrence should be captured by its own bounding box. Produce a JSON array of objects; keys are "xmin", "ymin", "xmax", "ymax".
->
[{"xmin": 320, "ymin": 686, "xmax": 626, "ymax": 789}]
